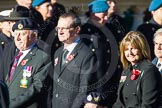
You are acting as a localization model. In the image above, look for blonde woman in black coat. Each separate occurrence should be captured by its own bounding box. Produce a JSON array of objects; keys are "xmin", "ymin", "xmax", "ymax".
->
[{"xmin": 113, "ymin": 31, "xmax": 162, "ymax": 108}]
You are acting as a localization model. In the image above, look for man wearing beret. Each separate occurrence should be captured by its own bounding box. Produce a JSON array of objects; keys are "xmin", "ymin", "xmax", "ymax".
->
[
  {"xmin": 32, "ymin": 0, "xmax": 61, "ymax": 56},
  {"xmin": 32, "ymin": 0, "xmax": 52, "ymax": 21},
  {"xmin": 0, "ymin": 5, "xmax": 51, "ymax": 81},
  {"xmin": 80, "ymin": 0, "xmax": 121, "ymax": 108},
  {"xmin": 137, "ymin": 0, "xmax": 162, "ymax": 60},
  {"xmin": 0, "ymin": 5, "xmax": 32, "ymax": 81},
  {"xmin": 5, "ymin": 18, "xmax": 53, "ymax": 108}
]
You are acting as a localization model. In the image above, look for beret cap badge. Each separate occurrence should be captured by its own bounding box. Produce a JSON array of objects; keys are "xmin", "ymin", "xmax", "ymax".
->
[
  {"xmin": 18, "ymin": 23, "xmax": 23, "ymax": 30},
  {"xmin": 87, "ymin": 95, "xmax": 92, "ymax": 101},
  {"xmin": 94, "ymin": 97, "xmax": 99, "ymax": 102}
]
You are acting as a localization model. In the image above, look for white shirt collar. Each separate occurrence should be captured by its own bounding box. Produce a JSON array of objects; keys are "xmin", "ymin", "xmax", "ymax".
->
[
  {"xmin": 64, "ymin": 42, "xmax": 78, "ymax": 57},
  {"xmin": 17, "ymin": 48, "xmax": 32, "ymax": 66}
]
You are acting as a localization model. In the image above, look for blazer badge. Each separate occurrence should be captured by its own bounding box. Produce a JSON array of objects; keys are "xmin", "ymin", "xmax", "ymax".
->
[
  {"xmin": 20, "ymin": 66, "xmax": 32, "ymax": 88},
  {"xmin": 120, "ymin": 76, "xmax": 127, "ymax": 82},
  {"xmin": 66, "ymin": 54, "xmax": 75, "ymax": 63},
  {"xmin": 20, "ymin": 77, "xmax": 28, "ymax": 88},
  {"xmin": 23, "ymin": 66, "xmax": 32, "ymax": 78},
  {"xmin": 54, "ymin": 57, "xmax": 58, "ymax": 66}
]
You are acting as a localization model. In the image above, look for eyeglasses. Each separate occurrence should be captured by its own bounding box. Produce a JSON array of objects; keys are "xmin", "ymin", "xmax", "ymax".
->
[{"xmin": 55, "ymin": 27, "xmax": 73, "ymax": 32}]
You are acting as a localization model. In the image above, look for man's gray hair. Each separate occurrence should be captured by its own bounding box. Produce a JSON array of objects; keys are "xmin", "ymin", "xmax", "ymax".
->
[{"xmin": 153, "ymin": 28, "xmax": 162, "ymax": 42}]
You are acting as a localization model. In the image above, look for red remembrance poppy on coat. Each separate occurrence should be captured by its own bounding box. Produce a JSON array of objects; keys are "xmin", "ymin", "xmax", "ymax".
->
[
  {"xmin": 131, "ymin": 69, "xmax": 141, "ymax": 80},
  {"xmin": 67, "ymin": 54, "xmax": 75, "ymax": 62},
  {"xmin": 21, "ymin": 59, "xmax": 28, "ymax": 66}
]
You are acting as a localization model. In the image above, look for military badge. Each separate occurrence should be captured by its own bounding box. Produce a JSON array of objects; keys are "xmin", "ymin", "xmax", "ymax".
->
[
  {"xmin": 54, "ymin": 58, "xmax": 58, "ymax": 66},
  {"xmin": 18, "ymin": 23, "xmax": 23, "ymax": 30},
  {"xmin": 120, "ymin": 76, "xmax": 127, "ymax": 82},
  {"xmin": 87, "ymin": 95, "xmax": 92, "ymax": 101},
  {"xmin": 20, "ymin": 77, "xmax": 28, "ymax": 88},
  {"xmin": 94, "ymin": 96, "xmax": 99, "ymax": 102},
  {"xmin": 23, "ymin": 66, "xmax": 32, "ymax": 78}
]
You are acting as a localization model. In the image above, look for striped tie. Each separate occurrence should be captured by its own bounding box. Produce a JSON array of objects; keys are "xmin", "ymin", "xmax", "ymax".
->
[
  {"xmin": 9, "ymin": 52, "xmax": 23, "ymax": 81},
  {"xmin": 62, "ymin": 49, "xmax": 69, "ymax": 66}
]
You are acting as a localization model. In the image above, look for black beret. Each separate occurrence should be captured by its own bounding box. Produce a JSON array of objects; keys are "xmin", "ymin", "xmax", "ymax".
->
[
  {"xmin": 82, "ymin": 92, "xmax": 107, "ymax": 106},
  {"xmin": 12, "ymin": 18, "xmax": 38, "ymax": 31}
]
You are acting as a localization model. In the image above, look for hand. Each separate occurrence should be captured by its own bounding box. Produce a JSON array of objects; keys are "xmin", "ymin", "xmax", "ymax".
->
[
  {"xmin": 84, "ymin": 103, "xmax": 107, "ymax": 108},
  {"xmin": 84, "ymin": 103, "xmax": 98, "ymax": 108}
]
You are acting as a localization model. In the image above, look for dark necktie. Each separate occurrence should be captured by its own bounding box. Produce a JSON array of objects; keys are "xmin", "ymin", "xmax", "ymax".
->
[
  {"xmin": 157, "ymin": 63, "xmax": 161, "ymax": 71},
  {"xmin": 62, "ymin": 49, "xmax": 69, "ymax": 66},
  {"xmin": 9, "ymin": 52, "xmax": 23, "ymax": 81}
]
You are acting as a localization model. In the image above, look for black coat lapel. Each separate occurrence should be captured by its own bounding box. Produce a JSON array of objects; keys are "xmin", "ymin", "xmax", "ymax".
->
[{"xmin": 58, "ymin": 41, "xmax": 83, "ymax": 77}]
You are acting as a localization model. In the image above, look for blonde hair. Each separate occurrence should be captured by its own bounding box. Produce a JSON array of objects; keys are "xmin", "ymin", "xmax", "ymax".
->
[{"xmin": 120, "ymin": 31, "xmax": 151, "ymax": 69}]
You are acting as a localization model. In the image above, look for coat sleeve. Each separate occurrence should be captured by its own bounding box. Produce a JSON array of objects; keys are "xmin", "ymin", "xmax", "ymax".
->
[
  {"xmin": 140, "ymin": 66, "xmax": 162, "ymax": 108},
  {"xmin": 9, "ymin": 56, "xmax": 53, "ymax": 108},
  {"xmin": 0, "ymin": 80, "xmax": 9, "ymax": 108}
]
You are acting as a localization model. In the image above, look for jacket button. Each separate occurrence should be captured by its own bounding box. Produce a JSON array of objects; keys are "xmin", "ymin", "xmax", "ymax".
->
[
  {"xmin": 117, "ymin": 30, "xmax": 121, "ymax": 33},
  {"xmin": 133, "ymin": 92, "xmax": 136, "ymax": 96},
  {"xmin": 135, "ymin": 104, "xmax": 138, "ymax": 106},
  {"xmin": 57, "ymin": 79, "xmax": 60, "ymax": 82},
  {"xmin": 56, "ymin": 94, "xmax": 58, "ymax": 97},
  {"xmin": 90, "ymin": 38, "xmax": 93, "ymax": 41},
  {"xmin": 92, "ymin": 49, "xmax": 95, "ymax": 52}
]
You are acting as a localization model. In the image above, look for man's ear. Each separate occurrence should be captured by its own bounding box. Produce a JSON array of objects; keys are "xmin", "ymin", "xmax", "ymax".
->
[
  {"xmin": 75, "ymin": 26, "xmax": 81, "ymax": 34},
  {"xmin": 34, "ymin": 6, "xmax": 39, "ymax": 11},
  {"xmin": 30, "ymin": 31, "xmax": 38, "ymax": 41}
]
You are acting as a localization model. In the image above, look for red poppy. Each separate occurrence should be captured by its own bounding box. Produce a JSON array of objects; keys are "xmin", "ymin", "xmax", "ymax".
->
[
  {"xmin": 130, "ymin": 69, "xmax": 141, "ymax": 80},
  {"xmin": 67, "ymin": 54, "xmax": 74, "ymax": 62},
  {"xmin": 21, "ymin": 59, "xmax": 28, "ymax": 66}
]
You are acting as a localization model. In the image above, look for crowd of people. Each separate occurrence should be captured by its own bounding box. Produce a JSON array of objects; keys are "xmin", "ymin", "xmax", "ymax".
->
[{"xmin": 0, "ymin": 0, "xmax": 162, "ymax": 108}]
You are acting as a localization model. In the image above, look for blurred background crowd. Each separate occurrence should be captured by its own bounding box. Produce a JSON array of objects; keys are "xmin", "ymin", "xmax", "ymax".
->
[{"xmin": 0, "ymin": 0, "xmax": 152, "ymax": 31}]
